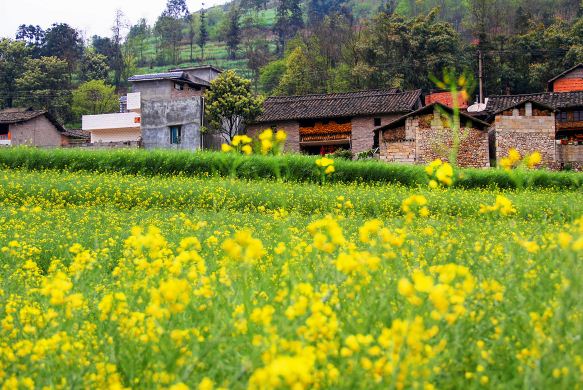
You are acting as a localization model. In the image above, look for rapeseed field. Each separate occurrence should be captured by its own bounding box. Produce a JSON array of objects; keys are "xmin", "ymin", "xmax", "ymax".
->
[{"xmin": 0, "ymin": 157, "xmax": 582, "ymax": 389}]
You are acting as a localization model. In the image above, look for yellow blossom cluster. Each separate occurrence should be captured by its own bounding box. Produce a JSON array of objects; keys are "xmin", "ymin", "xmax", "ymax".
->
[
  {"xmin": 479, "ymin": 195, "xmax": 517, "ymax": 216},
  {"xmin": 315, "ymin": 157, "xmax": 335, "ymax": 175},
  {"xmin": 425, "ymin": 159, "xmax": 454, "ymax": 188},
  {"xmin": 500, "ymin": 148, "xmax": 543, "ymax": 170},
  {"xmin": 401, "ymin": 194, "xmax": 430, "ymax": 222}
]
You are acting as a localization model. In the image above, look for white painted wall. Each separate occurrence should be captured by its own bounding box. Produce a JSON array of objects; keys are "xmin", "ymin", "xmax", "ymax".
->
[
  {"xmin": 127, "ymin": 92, "xmax": 141, "ymax": 111},
  {"xmin": 90, "ymin": 128, "xmax": 141, "ymax": 143},
  {"xmin": 82, "ymin": 112, "xmax": 141, "ymax": 131}
]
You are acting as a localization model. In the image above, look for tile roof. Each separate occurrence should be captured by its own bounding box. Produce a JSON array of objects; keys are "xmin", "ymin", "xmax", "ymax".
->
[
  {"xmin": 485, "ymin": 92, "xmax": 583, "ymax": 116},
  {"xmin": 61, "ymin": 129, "xmax": 90, "ymax": 139},
  {"xmin": 0, "ymin": 108, "xmax": 46, "ymax": 124},
  {"xmin": 0, "ymin": 108, "xmax": 67, "ymax": 132},
  {"xmin": 254, "ymin": 89, "xmax": 422, "ymax": 123},
  {"xmin": 128, "ymin": 71, "xmax": 210, "ymax": 87}
]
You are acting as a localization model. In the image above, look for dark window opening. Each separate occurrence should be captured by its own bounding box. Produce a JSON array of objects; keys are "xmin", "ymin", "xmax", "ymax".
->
[
  {"xmin": 374, "ymin": 117, "xmax": 382, "ymax": 127},
  {"xmin": 574, "ymin": 111, "xmax": 582, "ymax": 122},
  {"xmin": 335, "ymin": 117, "xmax": 351, "ymax": 125},
  {"xmin": 174, "ymin": 83, "xmax": 184, "ymax": 91},
  {"xmin": 0, "ymin": 124, "xmax": 8, "ymax": 135},
  {"xmin": 170, "ymin": 126, "xmax": 182, "ymax": 144},
  {"xmin": 558, "ymin": 111, "xmax": 568, "ymax": 122},
  {"xmin": 299, "ymin": 120, "xmax": 316, "ymax": 128}
]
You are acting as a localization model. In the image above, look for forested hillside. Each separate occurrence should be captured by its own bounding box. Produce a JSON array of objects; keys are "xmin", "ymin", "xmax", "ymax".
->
[{"xmin": 1, "ymin": 0, "xmax": 583, "ymax": 126}]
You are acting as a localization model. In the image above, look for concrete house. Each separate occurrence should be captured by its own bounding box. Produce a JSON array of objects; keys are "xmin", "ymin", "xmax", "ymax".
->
[
  {"xmin": 247, "ymin": 89, "xmax": 423, "ymax": 155},
  {"xmin": 82, "ymin": 65, "xmax": 222, "ymax": 149},
  {"xmin": 0, "ymin": 108, "xmax": 87, "ymax": 147},
  {"xmin": 374, "ymin": 102, "xmax": 491, "ymax": 168}
]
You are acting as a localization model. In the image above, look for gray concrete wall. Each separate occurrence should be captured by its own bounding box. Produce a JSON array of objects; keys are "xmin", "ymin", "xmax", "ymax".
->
[
  {"xmin": 132, "ymin": 80, "xmax": 173, "ymax": 100},
  {"xmin": 141, "ymin": 97, "xmax": 203, "ymax": 150}
]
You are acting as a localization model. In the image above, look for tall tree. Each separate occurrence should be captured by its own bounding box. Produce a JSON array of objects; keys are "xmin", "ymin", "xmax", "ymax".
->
[
  {"xmin": 14, "ymin": 56, "xmax": 71, "ymax": 122},
  {"xmin": 198, "ymin": 6, "xmax": 209, "ymax": 60},
  {"xmin": 0, "ymin": 39, "xmax": 30, "ymax": 108},
  {"xmin": 275, "ymin": 39, "xmax": 327, "ymax": 95},
  {"xmin": 15, "ymin": 25, "xmax": 45, "ymax": 57},
  {"xmin": 226, "ymin": 6, "xmax": 242, "ymax": 59},
  {"xmin": 111, "ymin": 10, "xmax": 129, "ymax": 87},
  {"xmin": 127, "ymin": 18, "xmax": 150, "ymax": 66},
  {"xmin": 42, "ymin": 23, "xmax": 84, "ymax": 81},
  {"xmin": 273, "ymin": 0, "xmax": 304, "ymax": 55}
]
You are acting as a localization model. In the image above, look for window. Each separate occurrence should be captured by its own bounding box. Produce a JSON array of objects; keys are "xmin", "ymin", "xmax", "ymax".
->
[
  {"xmin": 170, "ymin": 126, "xmax": 182, "ymax": 144},
  {"xmin": 558, "ymin": 111, "xmax": 568, "ymax": 122},
  {"xmin": 0, "ymin": 124, "xmax": 8, "ymax": 140},
  {"xmin": 574, "ymin": 111, "xmax": 583, "ymax": 122},
  {"xmin": 374, "ymin": 117, "xmax": 382, "ymax": 126},
  {"xmin": 174, "ymin": 83, "xmax": 184, "ymax": 91}
]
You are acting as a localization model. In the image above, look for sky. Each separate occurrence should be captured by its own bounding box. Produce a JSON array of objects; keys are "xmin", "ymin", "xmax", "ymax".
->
[{"xmin": 0, "ymin": 0, "xmax": 229, "ymax": 41}]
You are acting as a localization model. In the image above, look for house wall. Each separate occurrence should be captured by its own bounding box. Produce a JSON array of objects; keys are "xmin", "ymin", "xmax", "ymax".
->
[
  {"xmin": 247, "ymin": 121, "xmax": 300, "ymax": 152},
  {"xmin": 351, "ymin": 114, "xmax": 400, "ymax": 154},
  {"xmin": 379, "ymin": 113, "xmax": 490, "ymax": 168},
  {"xmin": 140, "ymin": 97, "xmax": 203, "ymax": 150},
  {"xmin": 9, "ymin": 115, "xmax": 62, "ymax": 147},
  {"xmin": 379, "ymin": 125, "xmax": 416, "ymax": 163},
  {"xmin": 91, "ymin": 128, "xmax": 141, "ymax": 143},
  {"xmin": 552, "ymin": 68, "xmax": 583, "ymax": 92},
  {"xmin": 493, "ymin": 111, "xmax": 556, "ymax": 167},
  {"xmin": 132, "ymin": 80, "xmax": 203, "ymax": 101}
]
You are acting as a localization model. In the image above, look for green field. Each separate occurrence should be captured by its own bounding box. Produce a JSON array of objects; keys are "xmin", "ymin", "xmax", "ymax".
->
[{"xmin": 1, "ymin": 153, "xmax": 582, "ymax": 388}]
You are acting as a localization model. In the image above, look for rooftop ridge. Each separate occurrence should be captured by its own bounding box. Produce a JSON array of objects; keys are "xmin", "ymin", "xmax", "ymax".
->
[{"xmin": 265, "ymin": 89, "xmax": 420, "ymax": 103}]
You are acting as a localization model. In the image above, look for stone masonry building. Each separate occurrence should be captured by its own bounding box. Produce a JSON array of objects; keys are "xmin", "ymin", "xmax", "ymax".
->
[
  {"xmin": 375, "ymin": 103, "xmax": 491, "ymax": 168},
  {"xmin": 247, "ymin": 89, "xmax": 423, "ymax": 155}
]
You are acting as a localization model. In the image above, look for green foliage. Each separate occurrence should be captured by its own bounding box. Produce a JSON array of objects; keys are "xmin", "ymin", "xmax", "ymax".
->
[
  {"xmin": 72, "ymin": 80, "xmax": 119, "ymax": 120},
  {"xmin": 273, "ymin": 0, "xmax": 304, "ymax": 53},
  {"xmin": 14, "ymin": 56, "xmax": 71, "ymax": 122},
  {"xmin": 0, "ymin": 39, "xmax": 30, "ymax": 108},
  {"xmin": 275, "ymin": 39, "xmax": 327, "ymax": 95},
  {"xmin": 80, "ymin": 51, "xmax": 110, "ymax": 82},
  {"xmin": 1, "ymin": 148, "xmax": 581, "ymax": 191},
  {"xmin": 198, "ymin": 8, "xmax": 209, "ymax": 60},
  {"xmin": 226, "ymin": 6, "xmax": 242, "ymax": 59},
  {"xmin": 205, "ymin": 70, "xmax": 264, "ymax": 141},
  {"xmin": 259, "ymin": 59, "xmax": 286, "ymax": 94}
]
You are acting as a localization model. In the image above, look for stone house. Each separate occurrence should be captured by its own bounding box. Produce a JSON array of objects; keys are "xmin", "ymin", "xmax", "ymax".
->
[
  {"xmin": 374, "ymin": 102, "xmax": 491, "ymax": 168},
  {"xmin": 483, "ymin": 91, "xmax": 583, "ymax": 169},
  {"xmin": 246, "ymin": 89, "xmax": 423, "ymax": 155},
  {"xmin": 0, "ymin": 108, "xmax": 87, "ymax": 147}
]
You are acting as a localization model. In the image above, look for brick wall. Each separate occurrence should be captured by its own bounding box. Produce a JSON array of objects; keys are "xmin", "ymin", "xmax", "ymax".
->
[
  {"xmin": 552, "ymin": 68, "xmax": 583, "ymax": 92},
  {"xmin": 9, "ymin": 115, "xmax": 63, "ymax": 147},
  {"xmin": 246, "ymin": 121, "xmax": 300, "ymax": 152},
  {"xmin": 425, "ymin": 92, "xmax": 469, "ymax": 109},
  {"xmin": 493, "ymin": 113, "xmax": 556, "ymax": 167},
  {"xmin": 351, "ymin": 114, "xmax": 399, "ymax": 154}
]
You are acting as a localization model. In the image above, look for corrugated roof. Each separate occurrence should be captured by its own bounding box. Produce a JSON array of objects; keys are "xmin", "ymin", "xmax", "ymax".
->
[
  {"xmin": 128, "ymin": 71, "xmax": 210, "ymax": 87},
  {"xmin": 485, "ymin": 92, "xmax": 583, "ymax": 116},
  {"xmin": 254, "ymin": 89, "xmax": 421, "ymax": 123}
]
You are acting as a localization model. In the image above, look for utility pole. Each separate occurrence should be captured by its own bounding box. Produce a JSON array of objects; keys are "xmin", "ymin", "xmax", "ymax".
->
[{"xmin": 478, "ymin": 50, "xmax": 484, "ymax": 104}]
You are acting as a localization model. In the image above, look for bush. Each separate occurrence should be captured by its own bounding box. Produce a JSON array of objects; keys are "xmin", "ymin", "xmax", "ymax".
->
[{"xmin": 0, "ymin": 147, "xmax": 581, "ymax": 190}]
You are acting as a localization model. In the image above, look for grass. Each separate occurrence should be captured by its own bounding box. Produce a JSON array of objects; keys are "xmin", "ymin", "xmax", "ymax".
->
[
  {"xmin": 0, "ymin": 147, "xmax": 581, "ymax": 190},
  {"xmin": 0, "ymin": 165, "xmax": 582, "ymax": 388}
]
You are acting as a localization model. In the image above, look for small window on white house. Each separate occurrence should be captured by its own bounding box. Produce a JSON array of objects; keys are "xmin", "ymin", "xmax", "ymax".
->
[{"xmin": 170, "ymin": 126, "xmax": 182, "ymax": 144}]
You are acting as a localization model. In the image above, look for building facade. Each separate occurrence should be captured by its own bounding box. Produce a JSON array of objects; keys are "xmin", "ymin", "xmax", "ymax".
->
[
  {"xmin": 375, "ymin": 103, "xmax": 491, "ymax": 168},
  {"xmin": 0, "ymin": 108, "xmax": 86, "ymax": 147},
  {"xmin": 247, "ymin": 89, "xmax": 423, "ymax": 155}
]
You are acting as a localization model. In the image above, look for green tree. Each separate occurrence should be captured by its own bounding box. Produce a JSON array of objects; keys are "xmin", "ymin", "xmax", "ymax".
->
[
  {"xmin": 127, "ymin": 18, "xmax": 150, "ymax": 66},
  {"xmin": 259, "ymin": 59, "xmax": 286, "ymax": 94},
  {"xmin": 273, "ymin": 0, "xmax": 304, "ymax": 54},
  {"xmin": 42, "ymin": 23, "xmax": 84, "ymax": 81},
  {"xmin": 72, "ymin": 80, "xmax": 119, "ymax": 120},
  {"xmin": 80, "ymin": 51, "xmax": 110, "ymax": 82},
  {"xmin": 205, "ymin": 70, "xmax": 264, "ymax": 142},
  {"xmin": 111, "ymin": 10, "xmax": 129, "ymax": 87},
  {"xmin": 14, "ymin": 56, "xmax": 71, "ymax": 122},
  {"xmin": 0, "ymin": 39, "xmax": 30, "ymax": 108},
  {"xmin": 198, "ymin": 7, "xmax": 209, "ymax": 60},
  {"xmin": 226, "ymin": 6, "xmax": 242, "ymax": 59},
  {"xmin": 275, "ymin": 40, "xmax": 327, "ymax": 95}
]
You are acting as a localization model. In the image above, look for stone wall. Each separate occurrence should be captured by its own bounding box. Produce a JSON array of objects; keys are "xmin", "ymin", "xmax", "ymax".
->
[
  {"xmin": 9, "ymin": 115, "xmax": 63, "ymax": 147},
  {"xmin": 379, "ymin": 126, "xmax": 415, "ymax": 163},
  {"xmin": 415, "ymin": 114, "xmax": 490, "ymax": 168},
  {"xmin": 351, "ymin": 114, "xmax": 400, "ymax": 154},
  {"xmin": 493, "ymin": 112, "xmax": 556, "ymax": 167},
  {"xmin": 141, "ymin": 97, "xmax": 203, "ymax": 150},
  {"xmin": 246, "ymin": 121, "xmax": 300, "ymax": 152}
]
